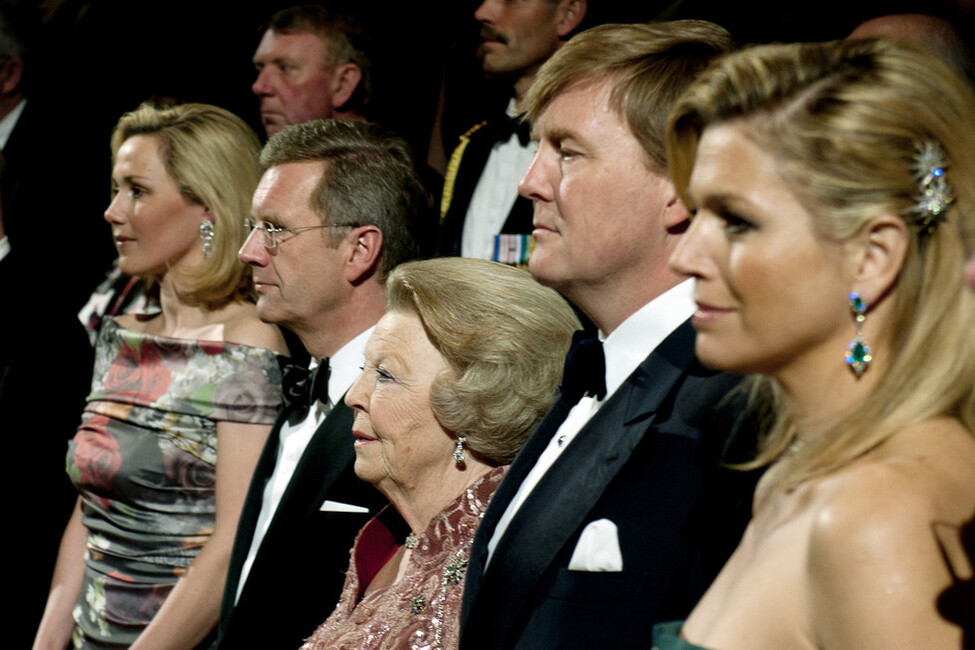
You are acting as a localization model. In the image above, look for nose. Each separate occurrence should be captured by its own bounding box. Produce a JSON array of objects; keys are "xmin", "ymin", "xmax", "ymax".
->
[
  {"xmin": 518, "ymin": 143, "xmax": 553, "ymax": 203},
  {"xmin": 252, "ymin": 67, "xmax": 273, "ymax": 97},
  {"xmin": 343, "ymin": 367, "xmax": 370, "ymax": 412},
  {"xmin": 668, "ymin": 214, "xmax": 711, "ymax": 279},
  {"xmin": 238, "ymin": 227, "xmax": 270, "ymax": 266},
  {"xmin": 104, "ymin": 192, "xmax": 123, "ymax": 225},
  {"xmin": 474, "ymin": 0, "xmax": 496, "ymax": 24}
]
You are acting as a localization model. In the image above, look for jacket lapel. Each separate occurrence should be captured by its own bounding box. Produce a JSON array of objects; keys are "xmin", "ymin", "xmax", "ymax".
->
[
  {"xmin": 222, "ymin": 405, "xmax": 292, "ymax": 614},
  {"xmin": 224, "ymin": 400, "xmax": 357, "ymax": 616},
  {"xmin": 463, "ymin": 394, "xmax": 573, "ymax": 624},
  {"xmin": 262, "ymin": 401, "xmax": 356, "ymax": 534},
  {"xmin": 464, "ymin": 322, "xmax": 697, "ymax": 648}
]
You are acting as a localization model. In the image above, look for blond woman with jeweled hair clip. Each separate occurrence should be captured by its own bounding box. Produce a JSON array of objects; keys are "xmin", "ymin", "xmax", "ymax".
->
[{"xmin": 655, "ymin": 37, "xmax": 975, "ymax": 649}]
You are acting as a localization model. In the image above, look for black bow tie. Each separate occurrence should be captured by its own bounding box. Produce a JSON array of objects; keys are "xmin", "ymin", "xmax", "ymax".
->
[
  {"xmin": 491, "ymin": 114, "xmax": 531, "ymax": 148},
  {"xmin": 559, "ymin": 331, "xmax": 607, "ymax": 406},
  {"xmin": 281, "ymin": 358, "xmax": 331, "ymax": 413}
]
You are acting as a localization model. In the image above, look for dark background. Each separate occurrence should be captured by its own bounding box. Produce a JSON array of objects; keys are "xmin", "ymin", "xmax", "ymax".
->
[
  {"xmin": 7, "ymin": 0, "xmax": 972, "ymax": 645},
  {"xmin": 23, "ymin": 0, "xmax": 975, "ymax": 181}
]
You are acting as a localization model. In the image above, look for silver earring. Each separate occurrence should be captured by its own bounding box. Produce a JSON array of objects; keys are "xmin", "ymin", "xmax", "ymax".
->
[
  {"xmin": 453, "ymin": 435, "xmax": 467, "ymax": 465},
  {"xmin": 845, "ymin": 292, "xmax": 872, "ymax": 377},
  {"xmin": 200, "ymin": 221, "xmax": 215, "ymax": 258}
]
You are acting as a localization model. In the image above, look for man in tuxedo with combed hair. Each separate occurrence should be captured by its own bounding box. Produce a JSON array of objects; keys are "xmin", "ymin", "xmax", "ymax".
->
[
  {"xmin": 459, "ymin": 21, "xmax": 756, "ymax": 650},
  {"xmin": 216, "ymin": 119, "xmax": 429, "ymax": 649}
]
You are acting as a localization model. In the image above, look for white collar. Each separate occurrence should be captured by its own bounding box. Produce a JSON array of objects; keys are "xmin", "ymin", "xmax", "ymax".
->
[
  {"xmin": 600, "ymin": 279, "xmax": 695, "ymax": 399},
  {"xmin": 312, "ymin": 324, "xmax": 375, "ymax": 405}
]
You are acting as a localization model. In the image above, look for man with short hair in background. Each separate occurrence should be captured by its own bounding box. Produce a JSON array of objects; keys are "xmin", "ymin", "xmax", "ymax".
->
[{"xmin": 252, "ymin": 4, "xmax": 371, "ymax": 136}]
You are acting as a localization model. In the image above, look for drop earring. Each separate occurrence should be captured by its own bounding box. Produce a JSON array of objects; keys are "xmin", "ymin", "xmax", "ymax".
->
[
  {"xmin": 200, "ymin": 221, "xmax": 215, "ymax": 258},
  {"xmin": 453, "ymin": 435, "xmax": 467, "ymax": 465},
  {"xmin": 844, "ymin": 292, "xmax": 872, "ymax": 377}
]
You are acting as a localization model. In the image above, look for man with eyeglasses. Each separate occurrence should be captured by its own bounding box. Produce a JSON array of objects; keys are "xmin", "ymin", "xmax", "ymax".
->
[{"xmin": 215, "ymin": 119, "xmax": 430, "ymax": 649}]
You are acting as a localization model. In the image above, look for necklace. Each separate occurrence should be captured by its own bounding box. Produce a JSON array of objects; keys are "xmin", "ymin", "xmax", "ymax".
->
[{"xmin": 404, "ymin": 532, "xmax": 419, "ymax": 550}]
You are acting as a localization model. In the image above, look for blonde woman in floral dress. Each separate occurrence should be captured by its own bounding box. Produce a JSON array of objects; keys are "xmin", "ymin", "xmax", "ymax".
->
[{"xmin": 33, "ymin": 103, "xmax": 288, "ymax": 649}]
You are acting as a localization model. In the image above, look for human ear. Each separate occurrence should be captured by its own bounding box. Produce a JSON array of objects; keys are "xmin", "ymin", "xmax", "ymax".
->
[
  {"xmin": 0, "ymin": 59, "xmax": 23, "ymax": 96},
  {"xmin": 848, "ymin": 214, "xmax": 909, "ymax": 304},
  {"xmin": 556, "ymin": 0, "xmax": 586, "ymax": 38},
  {"xmin": 346, "ymin": 225, "xmax": 383, "ymax": 284},
  {"xmin": 659, "ymin": 178, "xmax": 691, "ymax": 234},
  {"xmin": 331, "ymin": 63, "xmax": 363, "ymax": 110}
]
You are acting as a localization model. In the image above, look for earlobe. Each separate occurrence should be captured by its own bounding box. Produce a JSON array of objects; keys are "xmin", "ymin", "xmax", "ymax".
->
[
  {"xmin": 850, "ymin": 214, "xmax": 909, "ymax": 302},
  {"xmin": 346, "ymin": 226, "xmax": 383, "ymax": 284},
  {"xmin": 556, "ymin": 0, "xmax": 586, "ymax": 38},
  {"xmin": 331, "ymin": 64, "xmax": 363, "ymax": 110}
]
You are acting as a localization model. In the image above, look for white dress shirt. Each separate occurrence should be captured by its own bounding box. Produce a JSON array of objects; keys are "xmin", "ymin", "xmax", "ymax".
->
[
  {"xmin": 461, "ymin": 98, "xmax": 537, "ymax": 260},
  {"xmin": 486, "ymin": 281, "xmax": 695, "ymax": 566},
  {"xmin": 235, "ymin": 325, "xmax": 374, "ymax": 603}
]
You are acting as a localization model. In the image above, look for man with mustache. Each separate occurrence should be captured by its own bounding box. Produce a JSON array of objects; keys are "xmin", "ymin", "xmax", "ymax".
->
[{"xmin": 437, "ymin": 0, "xmax": 586, "ymax": 265}]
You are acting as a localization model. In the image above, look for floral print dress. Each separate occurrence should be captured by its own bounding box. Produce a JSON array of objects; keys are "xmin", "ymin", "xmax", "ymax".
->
[{"xmin": 66, "ymin": 318, "xmax": 283, "ymax": 648}]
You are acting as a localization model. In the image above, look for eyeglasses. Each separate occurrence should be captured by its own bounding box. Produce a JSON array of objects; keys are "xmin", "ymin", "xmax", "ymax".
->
[{"xmin": 244, "ymin": 218, "xmax": 353, "ymax": 251}]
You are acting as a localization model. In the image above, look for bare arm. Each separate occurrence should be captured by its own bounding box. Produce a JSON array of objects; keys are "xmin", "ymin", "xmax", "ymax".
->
[
  {"xmin": 33, "ymin": 498, "xmax": 87, "ymax": 650},
  {"xmin": 125, "ymin": 419, "xmax": 270, "ymax": 649},
  {"xmin": 808, "ymin": 469, "xmax": 965, "ymax": 649}
]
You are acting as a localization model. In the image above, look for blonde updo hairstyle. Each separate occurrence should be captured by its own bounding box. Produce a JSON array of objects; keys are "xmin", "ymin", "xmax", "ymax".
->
[
  {"xmin": 110, "ymin": 101, "xmax": 262, "ymax": 308},
  {"xmin": 667, "ymin": 38, "xmax": 975, "ymax": 493},
  {"xmin": 385, "ymin": 258, "xmax": 580, "ymax": 464}
]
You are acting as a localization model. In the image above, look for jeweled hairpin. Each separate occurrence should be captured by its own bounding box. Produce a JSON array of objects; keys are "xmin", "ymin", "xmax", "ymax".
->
[{"xmin": 910, "ymin": 140, "xmax": 954, "ymax": 234}]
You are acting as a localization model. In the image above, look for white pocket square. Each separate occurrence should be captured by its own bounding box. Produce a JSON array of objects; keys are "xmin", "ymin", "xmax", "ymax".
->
[
  {"xmin": 568, "ymin": 518, "xmax": 623, "ymax": 572},
  {"xmin": 319, "ymin": 500, "xmax": 369, "ymax": 513}
]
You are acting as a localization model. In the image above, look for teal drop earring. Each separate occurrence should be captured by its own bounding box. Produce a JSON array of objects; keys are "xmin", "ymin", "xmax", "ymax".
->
[{"xmin": 845, "ymin": 292, "xmax": 872, "ymax": 377}]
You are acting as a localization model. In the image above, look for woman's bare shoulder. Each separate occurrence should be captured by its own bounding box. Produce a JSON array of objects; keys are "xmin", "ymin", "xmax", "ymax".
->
[
  {"xmin": 811, "ymin": 418, "xmax": 975, "ymax": 543},
  {"xmin": 220, "ymin": 304, "xmax": 289, "ymax": 354},
  {"xmin": 803, "ymin": 419, "xmax": 974, "ymax": 647}
]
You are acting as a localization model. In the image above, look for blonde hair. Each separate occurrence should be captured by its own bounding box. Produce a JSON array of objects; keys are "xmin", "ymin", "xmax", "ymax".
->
[
  {"xmin": 386, "ymin": 258, "xmax": 580, "ymax": 464},
  {"xmin": 524, "ymin": 20, "xmax": 735, "ymax": 170},
  {"xmin": 667, "ymin": 38, "xmax": 975, "ymax": 493},
  {"xmin": 111, "ymin": 102, "xmax": 262, "ymax": 308}
]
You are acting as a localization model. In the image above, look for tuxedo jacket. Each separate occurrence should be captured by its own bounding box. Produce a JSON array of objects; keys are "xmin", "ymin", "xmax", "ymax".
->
[
  {"xmin": 216, "ymin": 400, "xmax": 387, "ymax": 649},
  {"xmin": 436, "ymin": 118, "xmax": 534, "ymax": 258},
  {"xmin": 459, "ymin": 321, "xmax": 757, "ymax": 650}
]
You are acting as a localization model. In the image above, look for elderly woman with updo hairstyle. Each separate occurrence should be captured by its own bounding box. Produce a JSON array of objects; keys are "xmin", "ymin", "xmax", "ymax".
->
[
  {"xmin": 650, "ymin": 37, "xmax": 975, "ymax": 649},
  {"xmin": 34, "ymin": 103, "xmax": 288, "ymax": 649},
  {"xmin": 299, "ymin": 257, "xmax": 579, "ymax": 650}
]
